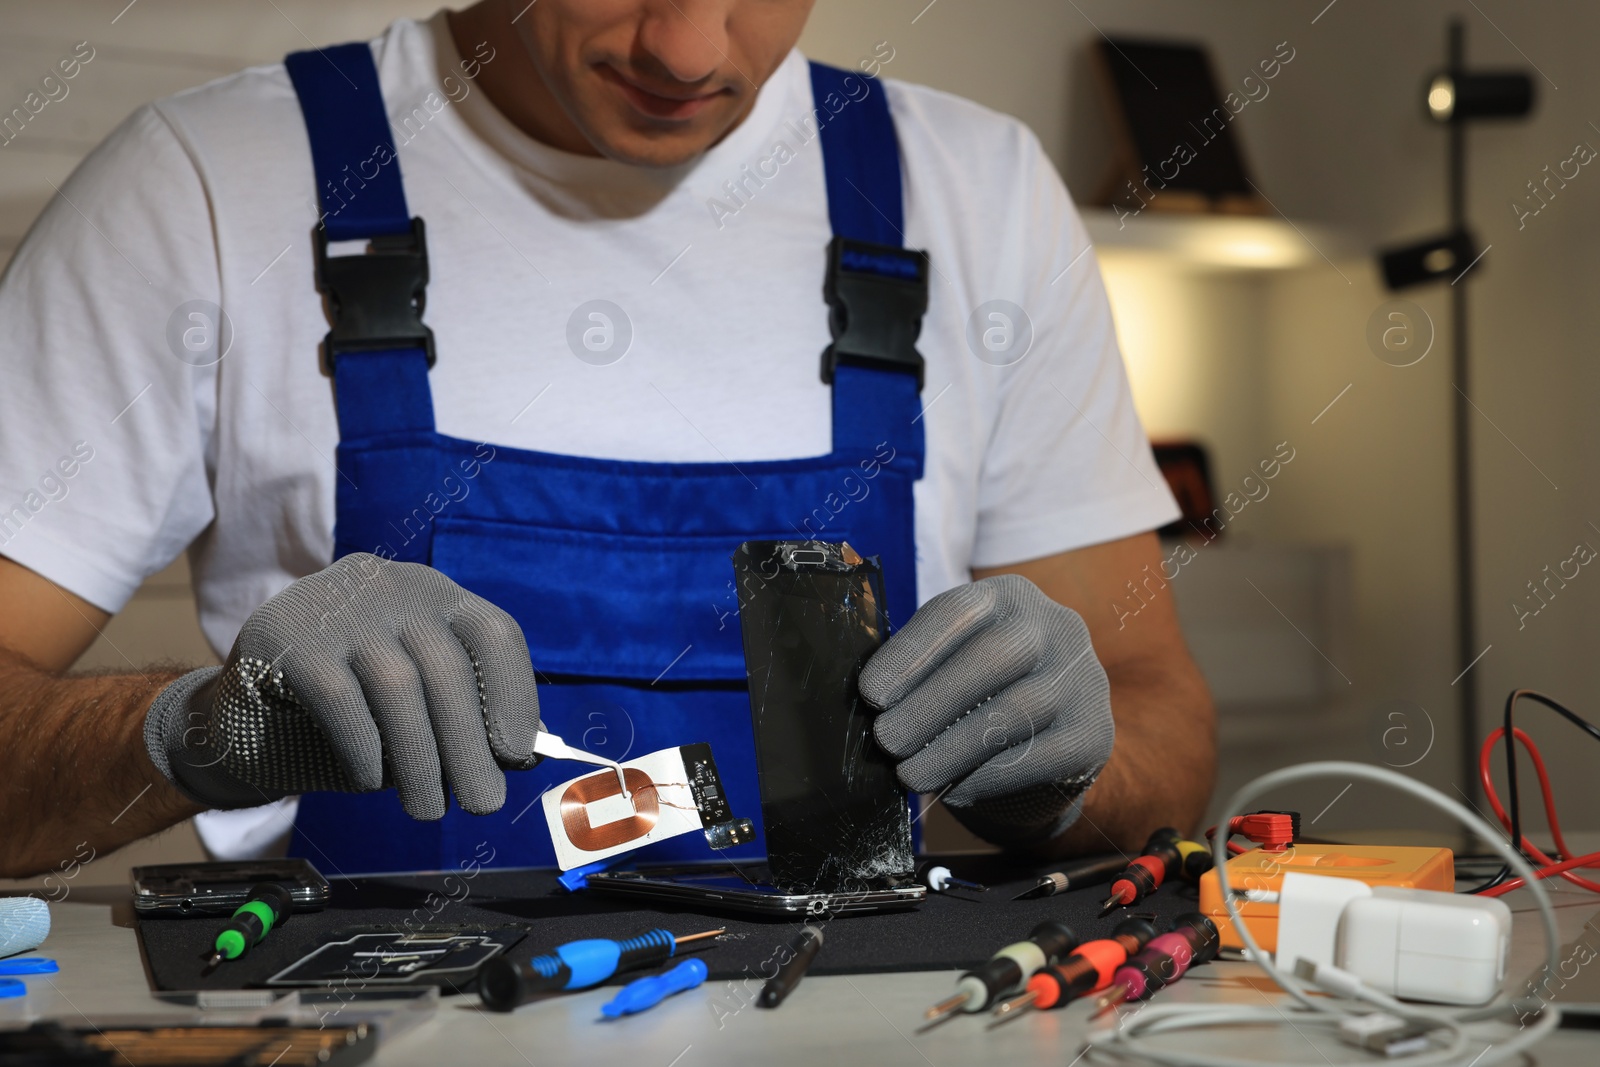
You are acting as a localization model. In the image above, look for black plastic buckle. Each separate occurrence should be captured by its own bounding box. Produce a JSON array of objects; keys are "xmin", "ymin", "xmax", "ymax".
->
[
  {"xmin": 821, "ymin": 235, "xmax": 929, "ymax": 388},
  {"xmin": 314, "ymin": 217, "xmax": 436, "ymax": 373}
]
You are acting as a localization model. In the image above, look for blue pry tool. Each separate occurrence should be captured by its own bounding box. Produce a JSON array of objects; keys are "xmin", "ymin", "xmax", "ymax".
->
[
  {"xmin": 0, "ymin": 958, "xmax": 57, "ymax": 976},
  {"xmin": 601, "ymin": 958, "xmax": 708, "ymax": 1018}
]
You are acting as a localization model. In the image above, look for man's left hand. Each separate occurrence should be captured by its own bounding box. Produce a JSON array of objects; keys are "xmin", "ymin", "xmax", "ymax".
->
[{"xmin": 859, "ymin": 573, "xmax": 1114, "ymax": 845}]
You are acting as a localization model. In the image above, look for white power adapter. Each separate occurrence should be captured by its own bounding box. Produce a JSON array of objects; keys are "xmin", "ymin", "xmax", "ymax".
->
[
  {"xmin": 1270, "ymin": 872, "xmax": 1511, "ymax": 1006},
  {"xmin": 1341, "ymin": 887, "xmax": 1511, "ymax": 1005}
]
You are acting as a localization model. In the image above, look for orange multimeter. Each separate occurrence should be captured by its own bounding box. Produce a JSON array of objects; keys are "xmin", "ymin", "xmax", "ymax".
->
[{"xmin": 1197, "ymin": 844, "xmax": 1455, "ymax": 952}]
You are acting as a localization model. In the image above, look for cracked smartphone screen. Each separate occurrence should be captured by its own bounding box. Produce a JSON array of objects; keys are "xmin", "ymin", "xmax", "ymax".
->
[{"xmin": 733, "ymin": 540, "xmax": 914, "ymax": 892}]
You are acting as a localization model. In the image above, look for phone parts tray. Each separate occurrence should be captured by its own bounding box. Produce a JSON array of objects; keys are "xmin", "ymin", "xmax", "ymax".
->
[{"xmin": 265, "ymin": 929, "xmax": 525, "ymax": 991}]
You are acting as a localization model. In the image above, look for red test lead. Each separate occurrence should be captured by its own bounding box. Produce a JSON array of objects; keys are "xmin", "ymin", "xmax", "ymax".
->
[{"xmin": 1224, "ymin": 811, "xmax": 1298, "ymax": 852}]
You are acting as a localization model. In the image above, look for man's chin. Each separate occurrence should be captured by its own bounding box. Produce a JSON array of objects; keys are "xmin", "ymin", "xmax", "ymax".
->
[
  {"xmin": 576, "ymin": 102, "xmax": 748, "ymax": 168},
  {"xmin": 587, "ymin": 129, "xmax": 717, "ymax": 168}
]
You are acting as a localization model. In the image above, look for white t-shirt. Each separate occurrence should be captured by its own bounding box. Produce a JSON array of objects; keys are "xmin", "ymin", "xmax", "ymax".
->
[{"xmin": 0, "ymin": 14, "xmax": 1173, "ymax": 661}]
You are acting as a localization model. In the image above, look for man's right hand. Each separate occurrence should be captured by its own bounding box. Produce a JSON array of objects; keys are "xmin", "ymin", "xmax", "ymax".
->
[{"xmin": 144, "ymin": 553, "xmax": 543, "ymax": 819}]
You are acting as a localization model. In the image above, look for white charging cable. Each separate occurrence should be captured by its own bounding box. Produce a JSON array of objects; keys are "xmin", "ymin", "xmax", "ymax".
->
[{"xmin": 1084, "ymin": 761, "xmax": 1563, "ymax": 1067}]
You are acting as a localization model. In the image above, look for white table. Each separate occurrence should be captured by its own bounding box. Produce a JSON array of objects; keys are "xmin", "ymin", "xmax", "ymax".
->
[{"xmin": 5, "ymin": 883, "xmax": 1600, "ymax": 1066}]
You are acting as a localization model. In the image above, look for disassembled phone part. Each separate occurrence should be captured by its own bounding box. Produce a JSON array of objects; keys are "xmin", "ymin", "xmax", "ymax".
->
[
  {"xmin": 131, "ymin": 859, "xmax": 330, "ymax": 916},
  {"xmin": 733, "ymin": 540, "xmax": 914, "ymax": 891},
  {"xmin": 265, "ymin": 930, "xmax": 525, "ymax": 992},
  {"xmin": 541, "ymin": 742, "xmax": 753, "ymax": 871}
]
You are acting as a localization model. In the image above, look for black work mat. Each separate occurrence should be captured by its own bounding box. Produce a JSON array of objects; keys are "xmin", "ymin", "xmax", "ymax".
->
[{"xmin": 135, "ymin": 855, "xmax": 1205, "ymax": 993}]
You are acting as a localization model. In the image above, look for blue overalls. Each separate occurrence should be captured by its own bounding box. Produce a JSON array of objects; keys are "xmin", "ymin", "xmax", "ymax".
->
[{"xmin": 283, "ymin": 44, "xmax": 928, "ymax": 873}]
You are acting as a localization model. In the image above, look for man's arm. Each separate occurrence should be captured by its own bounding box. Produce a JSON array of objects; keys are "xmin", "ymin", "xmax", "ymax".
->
[
  {"xmin": 973, "ymin": 531, "xmax": 1216, "ymax": 856},
  {"xmin": 0, "ymin": 558, "xmax": 200, "ymax": 878}
]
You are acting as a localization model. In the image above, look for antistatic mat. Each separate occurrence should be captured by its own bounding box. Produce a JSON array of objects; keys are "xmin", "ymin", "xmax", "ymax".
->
[{"xmin": 135, "ymin": 853, "xmax": 1207, "ymax": 993}]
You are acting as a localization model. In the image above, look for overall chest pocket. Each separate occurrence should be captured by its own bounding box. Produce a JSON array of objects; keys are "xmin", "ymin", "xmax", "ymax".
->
[{"xmin": 431, "ymin": 515, "xmax": 853, "ymax": 684}]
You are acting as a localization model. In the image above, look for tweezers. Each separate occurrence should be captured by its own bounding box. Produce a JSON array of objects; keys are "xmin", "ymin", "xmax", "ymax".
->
[{"xmin": 531, "ymin": 732, "xmax": 631, "ymax": 800}]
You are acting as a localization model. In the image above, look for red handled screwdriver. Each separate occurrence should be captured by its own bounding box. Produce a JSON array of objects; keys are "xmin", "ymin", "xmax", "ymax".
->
[
  {"xmin": 1091, "ymin": 913, "xmax": 1220, "ymax": 1015},
  {"xmin": 988, "ymin": 916, "xmax": 1159, "ymax": 1026},
  {"xmin": 1097, "ymin": 827, "xmax": 1212, "ymax": 916},
  {"xmin": 921, "ymin": 920, "xmax": 1078, "ymax": 1026}
]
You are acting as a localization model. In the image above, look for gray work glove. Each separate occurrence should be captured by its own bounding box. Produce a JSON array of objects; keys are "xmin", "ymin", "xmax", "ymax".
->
[
  {"xmin": 859, "ymin": 573, "xmax": 1114, "ymax": 846},
  {"xmin": 144, "ymin": 553, "xmax": 542, "ymax": 820}
]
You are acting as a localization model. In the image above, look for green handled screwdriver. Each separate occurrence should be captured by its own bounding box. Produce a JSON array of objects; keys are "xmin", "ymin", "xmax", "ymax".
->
[{"xmin": 205, "ymin": 882, "xmax": 292, "ymax": 968}]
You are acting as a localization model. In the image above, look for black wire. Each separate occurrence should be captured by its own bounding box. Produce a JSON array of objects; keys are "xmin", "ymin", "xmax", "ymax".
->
[
  {"xmin": 1462, "ymin": 867, "xmax": 1510, "ymax": 894},
  {"xmin": 1463, "ymin": 689, "xmax": 1600, "ymax": 894}
]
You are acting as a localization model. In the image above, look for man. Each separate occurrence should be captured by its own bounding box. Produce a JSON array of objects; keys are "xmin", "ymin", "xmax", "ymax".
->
[{"xmin": 0, "ymin": 0, "xmax": 1214, "ymax": 878}]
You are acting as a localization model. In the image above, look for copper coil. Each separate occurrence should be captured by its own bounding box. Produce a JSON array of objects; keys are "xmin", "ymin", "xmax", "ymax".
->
[{"xmin": 559, "ymin": 767, "xmax": 659, "ymax": 852}]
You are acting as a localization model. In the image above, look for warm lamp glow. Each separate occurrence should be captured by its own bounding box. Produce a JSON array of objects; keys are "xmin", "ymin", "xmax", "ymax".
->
[
  {"xmin": 1095, "ymin": 251, "xmax": 1200, "ymax": 435},
  {"xmin": 1081, "ymin": 210, "xmax": 1335, "ymax": 272},
  {"xmin": 1427, "ymin": 74, "xmax": 1455, "ymax": 121}
]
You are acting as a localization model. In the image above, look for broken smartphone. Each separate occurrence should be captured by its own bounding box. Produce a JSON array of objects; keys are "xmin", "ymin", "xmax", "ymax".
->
[{"xmin": 732, "ymin": 539, "xmax": 914, "ymax": 891}]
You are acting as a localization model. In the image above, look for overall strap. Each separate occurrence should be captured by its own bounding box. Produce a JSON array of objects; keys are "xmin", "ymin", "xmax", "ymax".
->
[
  {"xmin": 808, "ymin": 62, "xmax": 926, "ymax": 476},
  {"xmin": 286, "ymin": 43, "xmax": 435, "ymax": 440}
]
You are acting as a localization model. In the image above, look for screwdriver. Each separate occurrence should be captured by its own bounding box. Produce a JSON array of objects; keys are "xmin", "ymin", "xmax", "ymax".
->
[
  {"xmin": 759, "ymin": 926, "xmax": 824, "ymax": 1009},
  {"xmin": 922, "ymin": 920, "xmax": 1078, "ymax": 1026},
  {"xmin": 1012, "ymin": 854, "xmax": 1127, "ymax": 900},
  {"xmin": 920, "ymin": 864, "xmax": 989, "ymax": 893},
  {"xmin": 1097, "ymin": 827, "xmax": 1212, "ymax": 916},
  {"xmin": 989, "ymin": 917, "xmax": 1158, "ymax": 1026},
  {"xmin": 1091, "ymin": 913, "xmax": 1220, "ymax": 1015},
  {"xmin": 479, "ymin": 927, "xmax": 723, "ymax": 1012},
  {"xmin": 204, "ymin": 882, "xmax": 292, "ymax": 968},
  {"xmin": 601, "ymin": 957, "xmax": 708, "ymax": 1018}
]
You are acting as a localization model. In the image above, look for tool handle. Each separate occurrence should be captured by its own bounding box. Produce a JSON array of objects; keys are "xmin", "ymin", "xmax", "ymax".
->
[
  {"xmin": 248, "ymin": 881, "xmax": 293, "ymax": 919},
  {"xmin": 611, "ymin": 928, "xmax": 678, "ymax": 973},
  {"xmin": 1110, "ymin": 856, "xmax": 1164, "ymax": 905},
  {"xmin": 1027, "ymin": 919, "xmax": 1079, "ymax": 961},
  {"xmin": 479, "ymin": 957, "xmax": 546, "ymax": 1011},
  {"xmin": 1141, "ymin": 826, "xmax": 1183, "ymax": 877},
  {"xmin": 212, "ymin": 882, "xmax": 291, "ymax": 961},
  {"xmin": 759, "ymin": 926, "xmax": 823, "ymax": 1009},
  {"xmin": 1116, "ymin": 931, "xmax": 1197, "ymax": 1001},
  {"xmin": 1175, "ymin": 840, "xmax": 1214, "ymax": 882},
  {"xmin": 1170, "ymin": 913, "xmax": 1221, "ymax": 965},
  {"xmin": 484, "ymin": 928, "xmax": 682, "ymax": 1009},
  {"xmin": 1111, "ymin": 917, "xmax": 1160, "ymax": 953},
  {"xmin": 533, "ymin": 929, "xmax": 675, "ymax": 992},
  {"xmin": 960, "ymin": 921, "xmax": 1079, "ymax": 1011},
  {"xmin": 962, "ymin": 943, "xmax": 1040, "ymax": 1011},
  {"xmin": 1029, "ymin": 954, "xmax": 1098, "ymax": 1010},
  {"xmin": 602, "ymin": 958, "xmax": 708, "ymax": 1017},
  {"xmin": 1074, "ymin": 939, "xmax": 1133, "ymax": 992}
]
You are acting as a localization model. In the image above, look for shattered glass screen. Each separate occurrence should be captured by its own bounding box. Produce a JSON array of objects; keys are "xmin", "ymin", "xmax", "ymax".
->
[{"xmin": 734, "ymin": 540, "xmax": 914, "ymax": 892}]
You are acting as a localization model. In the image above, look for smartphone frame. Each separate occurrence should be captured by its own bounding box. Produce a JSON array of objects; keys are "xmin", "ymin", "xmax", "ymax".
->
[
  {"xmin": 585, "ymin": 864, "xmax": 925, "ymax": 918},
  {"xmin": 131, "ymin": 859, "xmax": 331, "ymax": 915}
]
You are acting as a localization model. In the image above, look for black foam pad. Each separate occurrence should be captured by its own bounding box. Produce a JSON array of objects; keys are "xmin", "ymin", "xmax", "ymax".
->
[{"xmin": 135, "ymin": 854, "xmax": 1206, "ymax": 993}]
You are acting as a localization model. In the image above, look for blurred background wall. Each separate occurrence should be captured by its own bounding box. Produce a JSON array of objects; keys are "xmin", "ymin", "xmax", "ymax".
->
[{"xmin": 2, "ymin": 0, "xmax": 1594, "ymax": 882}]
